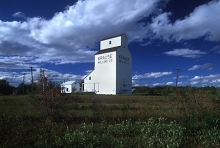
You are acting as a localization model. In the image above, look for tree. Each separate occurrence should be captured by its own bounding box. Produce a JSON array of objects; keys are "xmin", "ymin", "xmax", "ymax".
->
[
  {"xmin": 29, "ymin": 69, "xmax": 61, "ymax": 116},
  {"xmin": 161, "ymin": 86, "xmax": 173, "ymax": 96},
  {"xmin": 16, "ymin": 83, "xmax": 32, "ymax": 94},
  {"xmin": 0, "ymin": 80, "xmax": 14, "ymax": 95},
  {"xmin": 153, "ymin": 86, "xmax": 164, "ymax": 95}
]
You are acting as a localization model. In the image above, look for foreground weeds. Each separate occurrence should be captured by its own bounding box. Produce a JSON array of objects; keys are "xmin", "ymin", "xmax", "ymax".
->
[
  {"xmin": 0, "ymin": 114, "xmax": 219, "ymax": 147},
  {"xmin": 1, "ymin": 115, "xmax": 219, "ymax": 148}
]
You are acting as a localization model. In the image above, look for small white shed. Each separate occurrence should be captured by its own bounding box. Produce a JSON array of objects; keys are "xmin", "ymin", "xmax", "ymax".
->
[{"xmin": 61, "ymin": 81, "xmax": 81, "ymax": 93}]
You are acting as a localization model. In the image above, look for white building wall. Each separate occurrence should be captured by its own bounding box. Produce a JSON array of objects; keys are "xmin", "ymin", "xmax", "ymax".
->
[
  {"xmin": 116, "ymin": 47, "xmax": 132, "ymax": 94},
  {"xmin": 121, "ymin": 35, "xmax": 128, "ymax": 48},
  {"xmin": 95, "ymin": 52, "xmax": 116, "ymax": 94},
  {"xmin": 61, "ymin": 81, "xmax": 81, "ymax": 93},
  {"xmin": 84, "ymin": 70, "xmax": 97, "ymax": 92},
  {"xmin": 100, "ymin": 36, "xmax": 121, "ymax": 50},
  {"xmin": 62, "ymin": 84, "xmax": 72, "ymax": 93}
]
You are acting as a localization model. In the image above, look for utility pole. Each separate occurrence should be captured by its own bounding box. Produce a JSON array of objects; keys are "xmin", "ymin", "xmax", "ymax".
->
[
  {"xmin": 29, "ymin": 67, "xmax": 34, "ymax": 92},
  {"xmin": 175, "ymin": 68, "xmax": 180, "ymax": 88},
  {"xmin": 22, "ymin": 73, "xmax": 28, "ymax": 94}
]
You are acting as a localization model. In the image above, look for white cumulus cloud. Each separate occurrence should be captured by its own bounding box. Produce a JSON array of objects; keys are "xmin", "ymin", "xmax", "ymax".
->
[
  {"xmin": 166, "ymin": 82, "xmax": 173, "ymax": 85},
  {"xmin": 188, "ymin": 63, "xmax": 213, "ymax": 71},
  {"xmin": 0, "ymin": 0, "xmax": 162, "ymax": 68},
  {"xmin": 164, "ymin": 49, "xmax": 207, "ymax": 58},
  {"xmin": 150, "ymin": 0, "xmax": 220, "ymax": 42},
  {"xmin": 190, "ymin": 74, "xmax": 220, "ymax": 85},
  {"xmin": 152, "ymin": 83, "xmax": 164, "ymax": 86},
  {"xmin": 132, "ymin": 72, "xmax": 173, "ymax": 79},
  {"xmin": 12, "ymin": 12, "xmax": 26, "ymax": 19},
  {"xmin": 188, "ymin": 65, "xmax": 201, "ymax": 71},
  {"xmin": 173, "ymin": 75, "xmax": 189, "ymax": 79}
]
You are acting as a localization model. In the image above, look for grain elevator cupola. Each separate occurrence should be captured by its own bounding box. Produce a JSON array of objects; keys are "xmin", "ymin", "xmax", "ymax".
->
[{"xmin": 83, "ymin": 34, "xmax": 132, "ymax": 94}]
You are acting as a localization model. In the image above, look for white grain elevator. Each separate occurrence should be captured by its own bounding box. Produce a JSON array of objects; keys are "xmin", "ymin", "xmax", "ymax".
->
[{"xmin": 83, "ymin": 34, "xmax": 132, "ymax": 94}]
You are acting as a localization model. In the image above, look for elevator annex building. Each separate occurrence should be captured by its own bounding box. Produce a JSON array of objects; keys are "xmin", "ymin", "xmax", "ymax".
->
[{"xmin": 83, "ymin": 34, "xmax": 132, "ymax": 95}]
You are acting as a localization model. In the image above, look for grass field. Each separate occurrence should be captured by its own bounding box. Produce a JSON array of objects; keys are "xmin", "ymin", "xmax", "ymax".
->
[{"xmin": 0, "ymin": 93, "xmax": 220, "ymax": 147}]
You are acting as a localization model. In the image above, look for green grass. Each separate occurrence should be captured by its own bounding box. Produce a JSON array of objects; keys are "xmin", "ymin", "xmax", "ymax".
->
[
  {"xmin": 0, "ymin": 95, "xmax": 40, "ymax": 116},
  {"xmin": 0, "ymin": 94, "xmax": 220, "ymax": 147}
]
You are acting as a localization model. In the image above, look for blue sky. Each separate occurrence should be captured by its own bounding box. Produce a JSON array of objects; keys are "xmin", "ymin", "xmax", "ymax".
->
[{"xmin": 0, "ymin": 0, "xmax": 219, "ymax": 87}]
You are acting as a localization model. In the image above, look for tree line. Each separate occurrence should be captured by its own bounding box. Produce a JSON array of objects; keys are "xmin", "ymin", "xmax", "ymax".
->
[
  {"xmin": 132, "ymin": 85, "xmax": 219, "ymax": 96},
  {"xmin": 0, "ymin": 80, "xmax": 60, "ymax": 95}
]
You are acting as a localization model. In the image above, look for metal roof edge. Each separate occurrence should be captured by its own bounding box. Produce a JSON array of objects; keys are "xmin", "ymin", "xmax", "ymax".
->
[
  {"xmin": 83, "ymin": 70, "xmax": 94, "ymax": 80},
  {"xmin": 101, "ymin": 34, "xmax": 127, "ymax": 41},
  {"xmin": 95, "ymin": 46, "xmax": 120, "ymax": 55}
]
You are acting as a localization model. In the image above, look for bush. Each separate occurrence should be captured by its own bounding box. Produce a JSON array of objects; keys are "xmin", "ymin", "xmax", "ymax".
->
[{"xmin": 28, "ymin": 69, "xmax": 74, "ymax": 118}]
